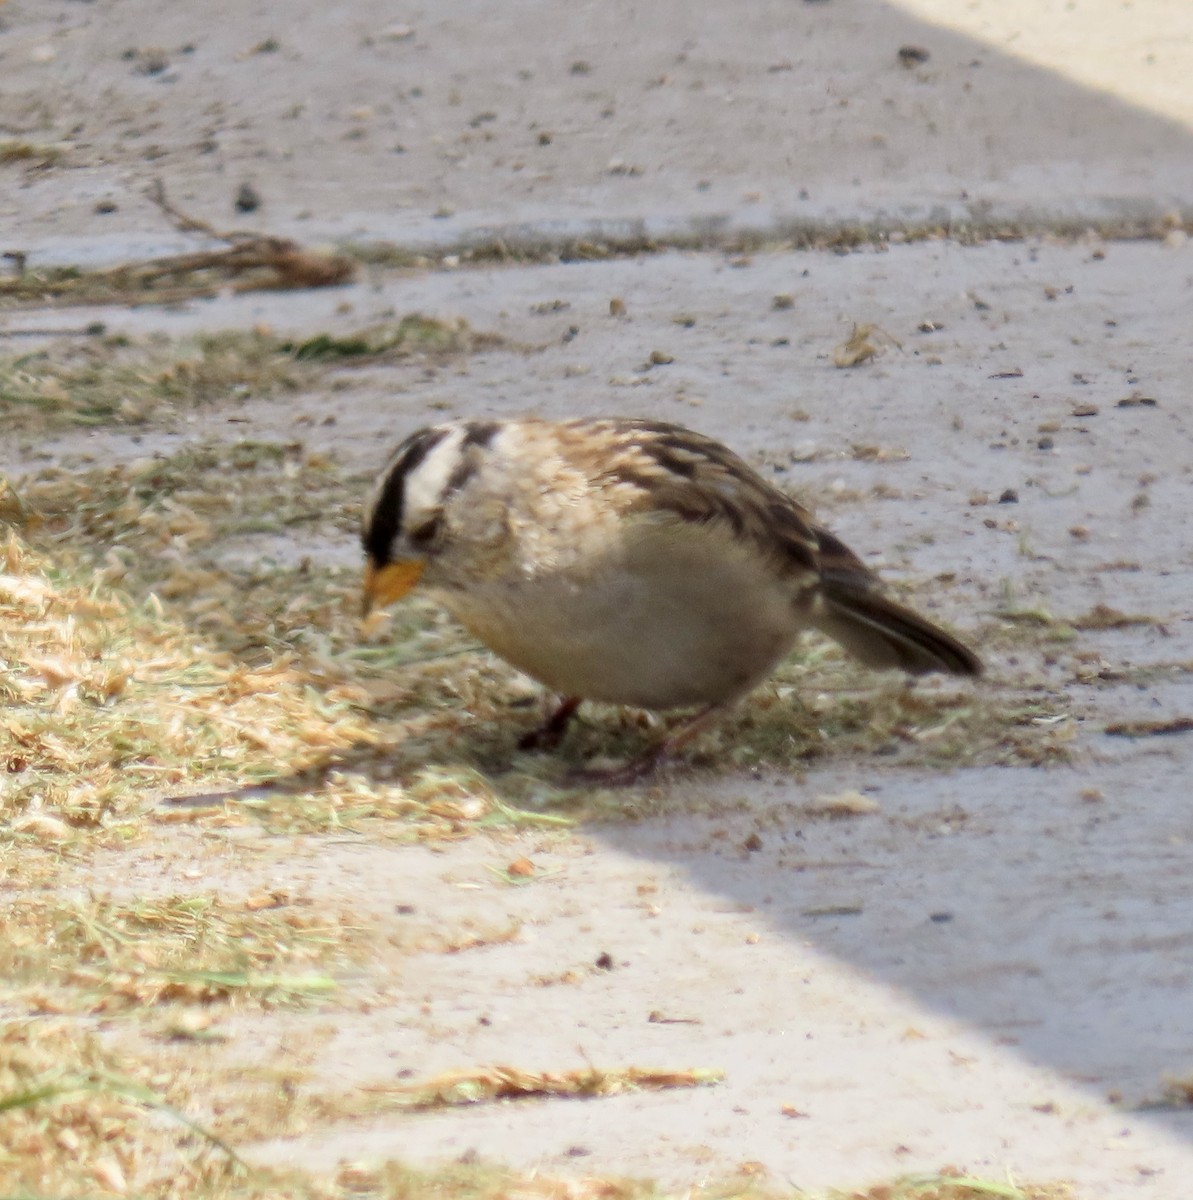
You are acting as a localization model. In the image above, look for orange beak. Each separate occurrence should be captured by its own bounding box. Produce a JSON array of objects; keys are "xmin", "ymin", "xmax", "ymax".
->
[{"xmin": 362, "ymin": 559, "xmax": 425, "ymax": 616}]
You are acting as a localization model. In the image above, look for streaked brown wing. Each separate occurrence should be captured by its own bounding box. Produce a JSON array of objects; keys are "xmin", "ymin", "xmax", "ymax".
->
[{"xmin": 558, "ymin": 418, "xmax": 864, "ymax": 582}]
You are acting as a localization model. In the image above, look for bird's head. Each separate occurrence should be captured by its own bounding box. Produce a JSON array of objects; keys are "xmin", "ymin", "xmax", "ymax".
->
[{"xmin": 360, "ymin": 420, "xmax": 502, "ymax": 614}]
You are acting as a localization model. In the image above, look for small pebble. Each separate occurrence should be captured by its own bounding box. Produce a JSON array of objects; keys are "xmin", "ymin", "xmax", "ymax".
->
[
  {"xmin": 897, "ymin": 45, "xmax": 930, "ymax": 66},
  {"xmin": 234, "ymin": 181, "xmax": 262, "ymax": 212},
  {"xmin": 135, "ymin": 47, "xmax": 170, "ymax": 75}
]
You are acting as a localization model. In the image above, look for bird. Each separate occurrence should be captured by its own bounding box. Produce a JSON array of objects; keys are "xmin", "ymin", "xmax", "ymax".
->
[{"xmin": 360, "ymin": 417, "xmax": 981, "ymax": 783}]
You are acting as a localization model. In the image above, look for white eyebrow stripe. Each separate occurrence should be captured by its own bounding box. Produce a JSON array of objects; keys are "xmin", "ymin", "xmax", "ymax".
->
[{"xmin": 400, "ymin": 424, "xmax": 467, "ymax": 520}]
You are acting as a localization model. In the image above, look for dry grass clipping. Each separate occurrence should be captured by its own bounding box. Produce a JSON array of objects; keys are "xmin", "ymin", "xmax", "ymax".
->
[
  {"xmin": 833, "ymin": 323, "xmax": 901, "ymax": 368},
  {"xmin": 360, "ymin": 1064, "xmax": 724, "ymax": 1112}
]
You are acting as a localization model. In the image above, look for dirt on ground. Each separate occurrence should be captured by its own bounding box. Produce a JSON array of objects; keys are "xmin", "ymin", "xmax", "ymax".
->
[{"xmin": 2, "ymin": 3, "xmax": 1193, "ymax": 1199}]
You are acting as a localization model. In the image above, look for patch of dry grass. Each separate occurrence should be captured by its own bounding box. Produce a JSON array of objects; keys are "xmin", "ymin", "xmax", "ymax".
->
[
  {"xmin": 0, "ymin": 330, "xmax": 302, "ymax": 432},
  {"xmin": 0, "ymin": 1018, "xmax": 246, "ymax": 1197},
  {"xmin": 0, "ymin": 507, "xmax": 578, "ymax": 842},
  {"xmin": 1, "ymin": 891, "xmax": 365, "ymax": 1014},
  {"xmin": 282, "ymin": 314, "xmax": 503, "ymax": 361},
  {"xmin": 0, "ymin": 522, "xmax": 373, "ymax": 836},
  {"xmin": 0, "ymin": 316, "xmax": 501, "ymax": 434}
]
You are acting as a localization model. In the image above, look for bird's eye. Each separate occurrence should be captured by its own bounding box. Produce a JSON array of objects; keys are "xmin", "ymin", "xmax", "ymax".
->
[{"xmin": 408, "ymin": 514, "xmax": 442, "ymax": 547}]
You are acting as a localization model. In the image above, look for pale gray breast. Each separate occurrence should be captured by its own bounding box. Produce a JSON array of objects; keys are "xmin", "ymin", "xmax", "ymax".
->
[{"xmin": 436, "ymin": 512, "xmax": 801, "ymax": 710}]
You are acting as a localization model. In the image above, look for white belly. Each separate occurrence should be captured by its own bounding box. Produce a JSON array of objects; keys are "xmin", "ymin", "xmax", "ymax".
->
[{"xmin": 436, "ymin": 520, "xmax": 800, "ymax": 710}]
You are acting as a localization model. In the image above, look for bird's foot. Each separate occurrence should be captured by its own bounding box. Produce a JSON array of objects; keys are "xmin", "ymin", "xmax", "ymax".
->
[
  {"xmin": 563, "ymin": 702, "xmax": 726, "ymax": 788},
  {"xmin": 517, "ymin": 696, "xmax": 582, "ymax": 752},
  {"xmin": 564, "ymin": 748, "xmax": 673, "ymax": 788}
]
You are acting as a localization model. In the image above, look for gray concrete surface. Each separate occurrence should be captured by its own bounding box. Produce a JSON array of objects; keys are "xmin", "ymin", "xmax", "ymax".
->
[{"xmin": 2, "ymin": 0, "xmax": 1191, "ymax": 259}]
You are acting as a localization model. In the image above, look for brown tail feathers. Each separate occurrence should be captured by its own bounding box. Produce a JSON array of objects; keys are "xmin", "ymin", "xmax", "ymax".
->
[{"xmin": 813, "ymin": 579, "xmax": 982, "ymax": 677}]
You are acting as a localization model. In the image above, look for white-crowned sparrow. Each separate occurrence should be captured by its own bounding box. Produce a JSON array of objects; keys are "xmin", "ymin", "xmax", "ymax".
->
[{"xmin": 361, "ymin": 417, "xmax": 981, "ymax": 781}]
